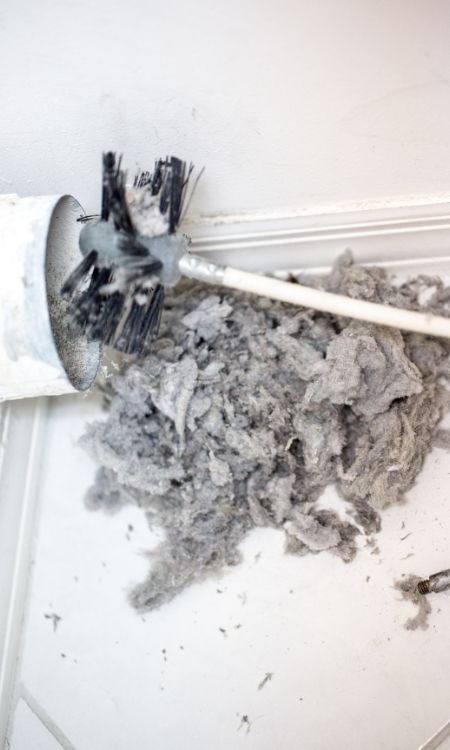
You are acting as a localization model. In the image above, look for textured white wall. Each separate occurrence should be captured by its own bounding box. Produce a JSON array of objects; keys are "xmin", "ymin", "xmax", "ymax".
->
[{"xmin": 1, "ymin": 0, "xmax": 450, "ymax": 217}]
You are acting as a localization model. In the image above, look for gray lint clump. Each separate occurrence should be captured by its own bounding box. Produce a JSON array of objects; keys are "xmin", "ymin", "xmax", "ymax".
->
[
  {"xmin": 82, "ymin": 252, "xmax": 450, "ymax": 610},
  {"xmin": 395, "ymin": 575, "xmax": 433, "ymax": 631}
]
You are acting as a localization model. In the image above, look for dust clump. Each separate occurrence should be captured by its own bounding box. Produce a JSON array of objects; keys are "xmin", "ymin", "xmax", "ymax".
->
[
  {"xmin": 395, "ymin": 575, "xmax": 432, "ymax": 630},
  {"xmin": 82, "ymin": 253, "xmax": 450, "ymax": 610},
  {"xmin": 433, "ymin": 428, "xmax": 450, "ymax": 451}
]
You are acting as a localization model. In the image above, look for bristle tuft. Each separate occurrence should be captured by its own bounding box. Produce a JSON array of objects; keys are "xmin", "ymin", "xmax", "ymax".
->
[
  {"xmin": 115, "ymin": 284, "xmax": 165, "ymax": 355},
  {"xmin": 138, "ymin": 156, "xmax": 192, "ymax": 234},
  {"xmin": 62, "ymin": 151, "xmax": 197, "ymax": 355},
  {"xmin": 61, "ymin": 250, "xmax": 98, "ymax": 298},
  {"xmin": 102, "ymin": 151, "xmax": 135, "ymax": 233}
]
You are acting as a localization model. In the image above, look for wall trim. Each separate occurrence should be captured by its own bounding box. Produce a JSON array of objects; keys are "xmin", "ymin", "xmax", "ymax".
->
[{"xmin": 186, "ymin": 201, "xmax": 450, "ymax": 274}]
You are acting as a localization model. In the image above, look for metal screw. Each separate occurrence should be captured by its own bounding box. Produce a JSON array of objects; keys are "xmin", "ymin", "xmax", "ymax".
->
[{"xmin": 417, "ymin": 568, "xmax": 450, "ymax": 595}]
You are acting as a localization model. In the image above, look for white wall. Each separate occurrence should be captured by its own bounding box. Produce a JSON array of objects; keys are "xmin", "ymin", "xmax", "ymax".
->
[{"xmin": 1, "ymin": 0, "xmax": 450, "ymax": 218}]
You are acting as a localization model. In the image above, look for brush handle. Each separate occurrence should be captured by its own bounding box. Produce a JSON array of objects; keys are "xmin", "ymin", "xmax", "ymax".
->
[
  {"xmin": 222, "ymin": 266, "xmax": 450, "ymax": 338},
  {"xmin": 179, "ymin": 254, "xmax": 450, "ymax": 339}
]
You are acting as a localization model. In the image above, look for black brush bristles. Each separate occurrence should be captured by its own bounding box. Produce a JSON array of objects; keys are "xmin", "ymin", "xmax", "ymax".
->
[
  {"xmin": 90, "ymin": 291, "xmax": 126, "ymax": 345},
  {"xmin": 135, "ymin": 156, "xmax": 193, "ymax": 233},
  {"xmin": 62, "ymin": 151, "xmax": 195, "ymax": 355},
  {"xmin": 168, "ymin": 157, "xmax": 185, "ymax": 233},
  {"xmin": 68, "ymin": 266, "xmax": 112, "ymax": 334},
  {"xmin": 102, "ymin": 152, "xmax": 135, "ymax": 234},
  {"xmin": 61, "ymin": 249, "xmax": 98, "ymax": 298},
  {"xmin": 77, "ymin": 214, "xmax": 100, "ymax": 224},
  {"xmin": 150, "ymin": 159, "xmax": 164, "ymax": 196},
  {"xmin": 133, "ymin": 170, "xmax": 151, "ymax": 189},
  {"xmin": 101, "ymin": 152, "xmax": 115, "ymax": 221},
  {"xmin": 139, "ymin": 284, "xmax": 165, "ymax": 351},
  {"xmin": 115, "ymin": 285, "xmax": 165, "ymax": 355}
]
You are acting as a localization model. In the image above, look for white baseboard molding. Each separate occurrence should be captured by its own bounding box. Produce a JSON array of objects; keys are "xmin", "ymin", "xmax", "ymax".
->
[{"xmin": 186, "ymin": 200, "xmax": 450, "ymax": 274}]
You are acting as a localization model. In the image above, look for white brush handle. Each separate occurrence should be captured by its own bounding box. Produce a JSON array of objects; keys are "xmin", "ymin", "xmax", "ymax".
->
[
  {"xmin": 178, "ymin": 254, "xmax": 450, "ymax": 339},
  {"xmin": 222, "ymin": 266, "xmax": 450, "ymax": 338}
]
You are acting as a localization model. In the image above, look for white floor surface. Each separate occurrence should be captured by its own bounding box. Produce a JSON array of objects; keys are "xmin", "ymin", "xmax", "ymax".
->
[{"xmin": 6, "ymin": 384, "xmax": 450, "ymax": 750}]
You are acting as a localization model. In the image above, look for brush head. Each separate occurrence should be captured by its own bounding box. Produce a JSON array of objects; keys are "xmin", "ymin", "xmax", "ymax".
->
[{"xmin": 62, "ymin": 152, "xmax": 193, "ymax": 356}]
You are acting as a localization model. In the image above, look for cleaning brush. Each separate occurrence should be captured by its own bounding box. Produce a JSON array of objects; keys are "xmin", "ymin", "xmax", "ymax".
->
[{"xmin": 62, "ymin": 152, "xmax": 450, "ymax": 355}]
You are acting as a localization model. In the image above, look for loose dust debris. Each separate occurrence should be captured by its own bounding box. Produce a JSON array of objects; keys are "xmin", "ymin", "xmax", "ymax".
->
[
  {"xmin": 238, "ymin": 715, "xmax": 251, "ymax": 734},
  {"xmin": 83, "ymin": 252, "xmax": 450, "ymax": 611},
  {"xmin": 433, "ymin": 428, "xmax": 450, "ymax": 450},
  {"xmin": 44, "ymin": 613, "xmax": 62, "ymax": 632},
  {"xmin": 395, "ymin": 575, "xmax": 432, "ymax": 630},
  {"xmin": 257, "ymin": 672, "xmax": 273, "ymax": 691}
]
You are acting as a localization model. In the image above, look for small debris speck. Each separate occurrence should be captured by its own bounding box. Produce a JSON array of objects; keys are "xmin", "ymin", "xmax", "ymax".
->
[
  {"xmin": 238, "ymin": 715, "xmax": 251, "ymax": 734},
  {"xmin": 257, "ymin": 672, "xmax": 274, "ymax": 691},
  {"xmin": 44, "ymin": 613, "xmax": 61, "ymax": 632}
]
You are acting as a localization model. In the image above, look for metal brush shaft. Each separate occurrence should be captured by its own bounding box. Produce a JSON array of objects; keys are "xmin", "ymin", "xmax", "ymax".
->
[{"xmin": 178, "ymin": 253, "xmax": 226, "ymax": 286}]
